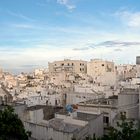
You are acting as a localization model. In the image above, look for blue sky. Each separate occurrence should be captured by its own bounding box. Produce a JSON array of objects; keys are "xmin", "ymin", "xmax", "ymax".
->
[{"xmin": 0, "ymin": 0, "xmax": 140, "ymax": 73}]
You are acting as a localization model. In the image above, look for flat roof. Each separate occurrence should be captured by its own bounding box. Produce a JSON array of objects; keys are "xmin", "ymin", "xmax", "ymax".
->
[
  {"xmin": 48, "ymin": 118, "xmax": 84, "ymax": 133},
  {"xmin": 79, "ymin": 98, "xmax": 118, "ymax": 107},
  {"xmin": 27, "ymin": 105, "xmax": 63, "ymax": 111},
  {"xmin": 120, "ymin": 88, "xmax": 139, "ymax": 95},
  {"xmin": 74, "ymin": 111, "xmax": 99, "ymax": 121}
]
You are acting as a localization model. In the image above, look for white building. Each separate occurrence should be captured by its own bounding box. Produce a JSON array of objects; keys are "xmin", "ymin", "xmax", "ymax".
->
[
  {"xmin": 87, "ymin": 59, "xmax": 116, "ymax": 86},
  {"xmin": 78, "ymin": 97, "xmax": 118, "ymax": 129},
  {"xmin": 87, "ymin": 59, "xmax": 114, "ymax": 77},
  {"xmin": 24, "ymin": 106, "xmax": 103, "ymax": 140},
  {"xmin": 65, "ymin": 91, "xmax": 105, "ymax": 105},
  {"xmin": 49, "ymin": 59, "xmax": 87, "ymax": 74},
  {"xmin": 25, "ymin": 93, "xmax": 62, "ymax": 107},
  {"xmin": 116, "ymin": 64, "xmax": 137, "ymax": 80},
  {"xmin": 118, "ymin": 88, "xmax": 139, "ymax": 119}
]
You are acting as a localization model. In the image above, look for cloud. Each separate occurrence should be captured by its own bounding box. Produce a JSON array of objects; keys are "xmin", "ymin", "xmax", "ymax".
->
[
  {"xmin": 11, "ymin": 23, "xmax": 35, "ymax": 29},
  {"xmin": 73, "ymin": 43, "xmax": 97, "ymax": 51},
  {"xmin": 96, "ymin": 40, "xmax": 140, "ymax": 47},
  {"xmin": 73, "ymin": 47, "xmax": 89, "ymax": 51},
  {"xmin": 19, "ymin": 64, "xmax": 40, "ymax": 68},
  {"xmin": 0, "ymin": 43, "xmax": 96, "ymax": 73},
  {"xmin": 115, "ymin": 10, "xmax": 140, "ymax": 28},
  {"xmin": 36, "ymin": 2, "xmax": 47, "ymax": 7},
  {"xmin": 0, "ymin": 39, "xmax": 140, "ymax": 74},
  {"xmin": 73, "ymin": 40, "xmax": 140, "ymax": 51},
  {"xmin": 36, "ymin": 0, "xmax": 76, "ymax": 10},
  {"xmin": 57, "ymin": 0, "xmax": 76, "ymax": 11},
  {"xmin": 114, "ymin": 48, "xmax": 123, "ymax": 52},
  {"xmin": 7, "ymin": 10, "xmax": 34, "ymax": 21}
]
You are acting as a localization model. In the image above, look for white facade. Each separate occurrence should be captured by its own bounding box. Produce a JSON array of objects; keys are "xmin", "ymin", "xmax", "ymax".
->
[
  {"xmin": 66, "ymin": 91, "xmax": 104, "ymax": 105},
  {"xmin": 130, "ymin": 78, "xmax": 140, "ymax": 85},
  {"xmin": 78, "ymin": 98, "xmax": 118, "ymax": 127},
  {"xmin": 95, "ymin": 72, "xmax": 117, "ymax": 86},
  {"xmin": 24, "ymin": 109, "xmax": 103, "ymax": 140},
  {"xmin": 87, "ymin": 59, "xmax": 116, "ymax": 86},
  {"xmin": 116, "ymin": 64, "xmax": 136, "ymax": 80},
  {"xmin": 49, "ymin": 59, "xmax": 87, "ymax": 74},
  {"xmin": 87, "ymin": 59, "xmax": 114, "ymax": 77},
  {"xmin": 118, "ymin": 88, "xmax": 139, "ymax": 119},
  {"xmin": 34, "ymin": 69, "xmax": 45, "ymax": 76},
  {"xmin": 74, "ymin": 84, "xmax": 117, "ymax": 98},
  {"xmin": 4, "ymin": 74, "xmax": 17, "ymax": 88},
  {"xmin": 26, "ymin": 93, "xmax": 62, "ymax": 107}
]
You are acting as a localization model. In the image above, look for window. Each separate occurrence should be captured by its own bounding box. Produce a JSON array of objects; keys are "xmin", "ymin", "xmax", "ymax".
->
[
  {"xmin": 72, "ymin": 63, "xmax": 74, "ymax": 66},
  {"xmin": 103, "ymin": 116, "xmax": 109, "ymax": 124},
  {"xmin": 68, "ymin": 63, "xmax": 69, "ymax": 66},
  {"xmin": 80, "ymin": 68, "xmax": 82, "ymax": 71},
  {"xmin": 102, "ymin": 64, "xmax": 104, "ymax": 66},
  {"xmin": 80, "ymin": 63, "xmax": 82, "ymax": 66},
  {"xmin": 61, "ymin": 63, "xmax": 64, "ymax": 66}
]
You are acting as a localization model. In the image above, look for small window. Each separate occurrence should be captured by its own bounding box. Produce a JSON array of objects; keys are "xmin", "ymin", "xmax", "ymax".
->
[
  {"xmin": 102, "ymin": 64, "xmax": 104, "ymax": 66},
  {"xmin": 72, "ymin": 63, "xmax": 74, "ymax": 66},
  {"xmin": 80, "ymin": 68, "xmax": 82, "ymax": 71},
  {"xmin": 61, "ymin": 63, "xmax": 64, "ymax": 66},
  {"xmin": 68, "ymin": 63, "xmax": 69, "ymax": 66},
  {"xmin": 103, "ymin": 116, "xmax": 109, "ymax": 124},
  {"xmin": 80, "ymin": 63, "xmax": 82, "ymax": 66}
]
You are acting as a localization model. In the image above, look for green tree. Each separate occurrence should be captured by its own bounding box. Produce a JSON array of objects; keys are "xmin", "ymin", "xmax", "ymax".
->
[
  {"xmin": 101, "ymin": 112, "xmax": 140, "ymax": 140},
  {"xmin": 71, "ymin": 112, "xmax": 140, "ymax": 140},
  {"xmin": 0, "ymin": 106, "xmax": 31, "ymax": 140}
]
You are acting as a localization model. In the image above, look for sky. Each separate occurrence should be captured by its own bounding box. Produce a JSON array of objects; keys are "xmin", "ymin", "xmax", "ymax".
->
[{"xmin": 0, "ymin": 0, "xmax": 140, "ymax": 73}]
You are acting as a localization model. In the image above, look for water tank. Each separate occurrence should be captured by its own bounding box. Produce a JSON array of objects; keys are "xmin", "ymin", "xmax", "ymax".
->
[{"xmin": 136, "ymin": 56, "xmax": 140, "ymax": 65}]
